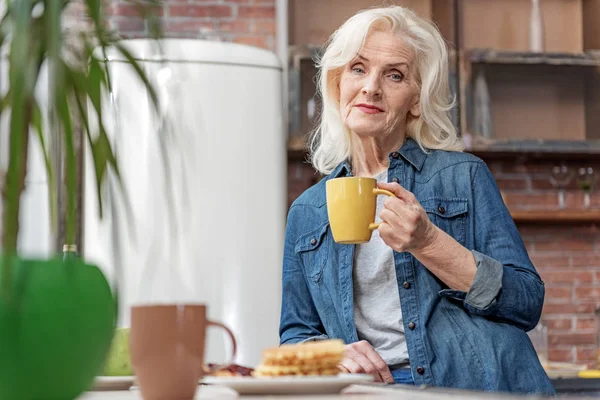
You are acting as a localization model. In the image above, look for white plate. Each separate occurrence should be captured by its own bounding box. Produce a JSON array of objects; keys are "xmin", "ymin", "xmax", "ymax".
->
[
  {"xmin": 92, "ymin": 376, "xmax": 135, "ymax": 391},
  {"xmin": 202, "ymin": 373, "xmax": 374, "ymax": 395}
]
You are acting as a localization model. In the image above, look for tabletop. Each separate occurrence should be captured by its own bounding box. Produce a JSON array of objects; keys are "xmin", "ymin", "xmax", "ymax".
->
[{"xmin": 78, "ymin": 383, "xmax": 598, "ymax": 400}]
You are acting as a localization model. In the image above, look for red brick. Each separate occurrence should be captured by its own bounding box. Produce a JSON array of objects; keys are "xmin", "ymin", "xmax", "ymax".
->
[
  {"xmin": 544, "ymin": 317, "xmax": 573, "ymax": 330},
  {"xmin": 495, "ymin": 177, "xmax": 528, "ymax": 191},
  {"xmin": 106, "ymin": 4, "xmax": 137, "ymax": 17},
  {"xmin": 548, "ymin": 348, "xmax": 574, "ymax": 362},
  {"xmin": 112, "ymin": 17, "xmax": 145, "ymax": 32},
  {"xmin": 543, "ymin": 303, "xmax": 597, "ymax": 314},
  {"xmin": 530, "ymin": 176, "xmax": 579, "ymax": 191},
  {"xmin": 165, "ymin": 19, "xmax": 214, "ymax": 33},
  {"xmin": 574, "ymin": 285, "xmax": 600, "ymax": 300},
  {"xmin": 517, "ymin": 225, "xmax": 546, "ymax": 237},
  {"xmin": 519, "ymin": 162, "xmax": 562, "ymax": 174},
  {"xmin": 571, "ymin": 255, "xmax": 600, "ymax": 267},
  {"xmin": 502, "ymin": 192, "xmax": 558, "ymax": 210},
  {"xmin": 238, "ymin": 5, "xmax": 275, "ymax": 18},
  {"xmin": 540, "ymin": 271, "xmax": 594, "ymax": 284},
  {"xmin": 567, "ymin": 225, "xmax": 599, "ymax": 235},
  {"xmin": 549, "ymin": 333, "xmax": 596, "ymax": 345},
  {"xmin": 524, "ymin": 225, "xmax": 597, "ymax": 239},
  {"xmin": 169, "ymin": 5, "xmax": 233, "ymax": 18},
  {"xmin": 575, "ymin": 317, "xmax": 596, "ymax": 331},
  {"xmin": 576, "ymin": 346, "xmax": 598, "ymax": 363},
  {"xmin": 254, "ymin": 19, "xmax": 276, "ymax": 34},
  {"xmin": 530, "ymin": 255, "xmax": 570, "ymax": 269},
  {"xmin": 566, "ymin": 191, "xmax": 600, "ymax": 209},
  {"xmin": 227, "ymin": 0, "xmax": 252, "ymax": 3},
  {"xmin": 535, "ymin": 237, "xmax": 595, "ymax": 252},
  {"xmin": 525, "ymin": 241, "xmax": 535, "ymax": 254},
  {"xmin": 545, "ymin": 286, "xmax": 571, "ymax": 302},
  {"xmin": 487, "ymin": 162, "xmax": 504, "ymax": 175},
  {"xmin": 233, "ymin": 34, "xmax": 269, "ymax": 49},
  {"xmin": 218, "ymin": 20, "xmax": 252, "ymax": 33},
  {"xmin": 108, "ymin": 3, "xmax": 164, "ymax": 17},
  {"xmin": 495, "ymin": 161, "xmax": 529, "ymax": 174}
]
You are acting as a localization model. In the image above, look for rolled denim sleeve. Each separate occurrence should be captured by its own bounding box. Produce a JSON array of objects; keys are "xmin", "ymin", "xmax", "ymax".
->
[
  {"xmin": 279, "ymin": 206, "xmax": 328, "ymax": 344},
  {"xmin": 441, "ymin": 162, "xmax": 545, "ymax": 331},
  {"xmin": 464, "ymin": 250, "xmax": 503, "ymax": 310}
]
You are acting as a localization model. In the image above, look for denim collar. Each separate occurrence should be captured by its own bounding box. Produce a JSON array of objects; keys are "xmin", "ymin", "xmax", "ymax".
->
[{"xmin": 330, "ymin": 138, "xmax": 426, "ymax": 178}]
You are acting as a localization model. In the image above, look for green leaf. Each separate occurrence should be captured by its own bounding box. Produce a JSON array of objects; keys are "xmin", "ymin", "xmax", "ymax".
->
[
  {"xmin": 86, "ymin": 56, "xmax": 108, "ymax": 123},
  {"xmin": 3, "ymin": 0, "xmax": 35, "ymax": 299},
  {"xmin": 31, "ymin": 100, "xmax": 58, "ymax": 239},
  {"xmin": 113, "ymin": 42, "xmax": 160, "ymax": 111}
]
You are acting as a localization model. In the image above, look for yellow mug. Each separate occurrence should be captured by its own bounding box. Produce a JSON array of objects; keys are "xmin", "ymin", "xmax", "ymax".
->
[{"xmin": 326, "ymin": 177, "xmax": 395, "ymax": 244}]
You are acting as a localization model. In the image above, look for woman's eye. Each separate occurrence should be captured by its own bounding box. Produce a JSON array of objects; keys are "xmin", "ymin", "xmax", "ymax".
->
[
  {"xmin": 352, "ymin": 66, "xmax": 365, "ymax": 74},
  {"xmin": 390, "ymin": 73, "xmax": 403, "ymax": 81}
]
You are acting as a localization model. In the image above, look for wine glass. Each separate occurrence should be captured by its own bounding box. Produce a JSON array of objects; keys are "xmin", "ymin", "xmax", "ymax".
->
[
  {"xmin": 577, "ymin": 167, "xmax": 596, "ymax": 209},
  {"xmin": 549, "ymin": 164, "xmax": 574, "ymax": 209}
]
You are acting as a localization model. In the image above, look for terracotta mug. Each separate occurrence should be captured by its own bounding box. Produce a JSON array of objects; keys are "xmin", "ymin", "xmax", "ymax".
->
[{"xmin": 130, "ymin": 304, "xmax": 236, "ymax": 400}]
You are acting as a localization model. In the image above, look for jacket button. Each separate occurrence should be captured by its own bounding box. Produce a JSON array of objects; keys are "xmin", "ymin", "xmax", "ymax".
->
[
  {"xmin": 310, "ymin": 238, "xmax": 317, "ymax": 246},
  {"xmin": 416, "ymin": 366, "xmax": 425, "ymax": 375},
  {"xmin": 438, "ymin": 205, "xmax": 445, "ymax": 214},
  {"xmin": 392, "ymin": 177, "xmax": 399, "ymax": 183},
  {"xmin": 391, "ymin": 152, "xmax": 400, "ymax": 159},
  {"xmin": 403, "ymin": 282, "xmax": 411, "ymax": 289},
  {"xmin": 408, "ymin": 322, "xmax": 416, "ymax": 330}
]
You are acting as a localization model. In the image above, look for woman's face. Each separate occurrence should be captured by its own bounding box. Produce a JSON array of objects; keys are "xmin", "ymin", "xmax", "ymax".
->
[{"xmin": 338, "ymin": 30, "xmax": 421, "ymax": 140}]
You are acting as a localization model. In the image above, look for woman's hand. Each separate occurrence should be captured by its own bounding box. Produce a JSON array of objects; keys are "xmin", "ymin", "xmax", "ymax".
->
[
  {"xmin": 377, "ymin": 182, "xmax": 438, "ymax": 253},
  {"xmin": 338, "ymin": 340, "xmax": 394, "ymax": 383}
]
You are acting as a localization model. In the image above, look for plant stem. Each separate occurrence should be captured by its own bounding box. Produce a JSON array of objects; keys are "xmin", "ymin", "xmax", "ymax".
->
[{"xmin": 2, "ymin": 101, "xmax": 32, "ymax": 300}]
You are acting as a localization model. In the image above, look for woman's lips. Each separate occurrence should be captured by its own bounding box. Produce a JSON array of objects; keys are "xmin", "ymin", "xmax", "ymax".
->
[{"xmin": 355, "ymin": 104, "xmax": 384, "ymax": 114}]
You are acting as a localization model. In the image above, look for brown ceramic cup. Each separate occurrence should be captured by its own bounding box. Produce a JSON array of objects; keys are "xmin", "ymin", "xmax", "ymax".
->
[{"xmin": 130, "ymin": 304, "xmax": 236, "ymax": 400}]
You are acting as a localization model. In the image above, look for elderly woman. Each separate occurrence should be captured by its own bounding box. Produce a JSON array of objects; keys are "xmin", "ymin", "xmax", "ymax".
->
[{"xmin": 279, "ymin": 5, "xmax": 554, "ymax": 395}]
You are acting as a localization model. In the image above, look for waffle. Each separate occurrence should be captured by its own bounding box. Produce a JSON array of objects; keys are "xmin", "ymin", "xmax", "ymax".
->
[{"xmin": 253, "ymin": 339, "xmax": 345, "ymax": 377}]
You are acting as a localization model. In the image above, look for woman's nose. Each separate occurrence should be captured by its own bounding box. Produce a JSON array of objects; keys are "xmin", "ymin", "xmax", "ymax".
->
[{"xmin": 362, "ymin": 75, "xmax": 382, "ymax": 97}]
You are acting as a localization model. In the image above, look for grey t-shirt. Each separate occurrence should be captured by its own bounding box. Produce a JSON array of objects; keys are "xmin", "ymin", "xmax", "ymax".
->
[{"xmin": 353, "ymin": 170, "xmax": 409, "ymax": 368}]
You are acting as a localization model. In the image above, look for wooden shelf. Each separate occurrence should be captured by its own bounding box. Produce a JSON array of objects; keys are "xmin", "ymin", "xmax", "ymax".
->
[
  {"xmin": 511, "ymin": 210, "xmax": 600, "ymax": 224},
  {"xmin": 289, "ymin": 139, "xmax": 600, "ymax": 161},
  {"xmin": 468, "ymin": 139, "xmax": 600, "ymax": 160},
  {"xmin": 467, "ymin": 49, "xmax": 600, "ymax": 67}
]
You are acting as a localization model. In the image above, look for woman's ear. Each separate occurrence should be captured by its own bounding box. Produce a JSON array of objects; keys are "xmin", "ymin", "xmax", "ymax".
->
[{"xmin": 409, "ymin": 93, "xmax": 421, "ymax": 118}]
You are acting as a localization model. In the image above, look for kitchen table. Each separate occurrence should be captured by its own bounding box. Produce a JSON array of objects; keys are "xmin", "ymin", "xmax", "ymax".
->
[{"xmin": 78, "ymin": 383, "xmax": 594, "ymax": 399}]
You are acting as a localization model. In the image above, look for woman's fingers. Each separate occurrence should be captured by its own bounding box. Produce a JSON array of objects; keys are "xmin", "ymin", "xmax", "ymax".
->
[
  {"xmin": 377, "ymin": 181, "xmax": 415, "ymax": 203},
  {"xmin": 356, "ymin": 341, "xmax": 395, "ymax": 383},
  {"xmin": 344, "ymin": 341, "xmax": 394, "ymax": 383}
]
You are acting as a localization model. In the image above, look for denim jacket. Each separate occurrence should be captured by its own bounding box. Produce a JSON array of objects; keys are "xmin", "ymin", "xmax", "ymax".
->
[{"xmin": 279, "ymin": 139, "xmax": 555, "ymax": 395}]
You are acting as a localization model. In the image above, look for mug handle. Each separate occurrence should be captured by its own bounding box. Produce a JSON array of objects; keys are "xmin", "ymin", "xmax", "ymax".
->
[
  {"xmin": 368, "ymin": 188, "xmax": 396, "ymax": 230},
  {"xmin": 202, "ymin": 321, "xmax": 238, "ymax": 374}
]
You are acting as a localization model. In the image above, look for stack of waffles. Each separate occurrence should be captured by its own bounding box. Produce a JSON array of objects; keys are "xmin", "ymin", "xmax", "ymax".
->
[{"xmin": 253, "ymin": 339, "xmax": 346, "ymax": 377}]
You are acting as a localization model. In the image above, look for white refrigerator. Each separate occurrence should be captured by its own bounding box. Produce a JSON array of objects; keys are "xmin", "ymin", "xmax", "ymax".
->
[{"xmin": 83, "ymin": 39, "xmax": 286, "ymax": 367}]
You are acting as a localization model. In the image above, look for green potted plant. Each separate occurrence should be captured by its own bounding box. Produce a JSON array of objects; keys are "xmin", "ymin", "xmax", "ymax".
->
[{"xmin": 0, "ymin": 1, "xmax": 161, "ymax": 399}]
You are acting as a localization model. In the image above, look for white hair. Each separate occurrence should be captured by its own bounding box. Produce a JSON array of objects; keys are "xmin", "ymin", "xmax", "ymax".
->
[{"xmin": 309, "ymin": 5, "xmax": 464, "ymax": 175}]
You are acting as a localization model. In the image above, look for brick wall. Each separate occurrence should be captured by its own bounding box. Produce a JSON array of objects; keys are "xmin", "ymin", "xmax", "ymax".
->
[
  {"xmin": 491, "ymin": 158, "xmax": 600, "ymax": 367},
  {"xmin": 65, "ymin": 0, "xmax": 276, "ymax": 51}
]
